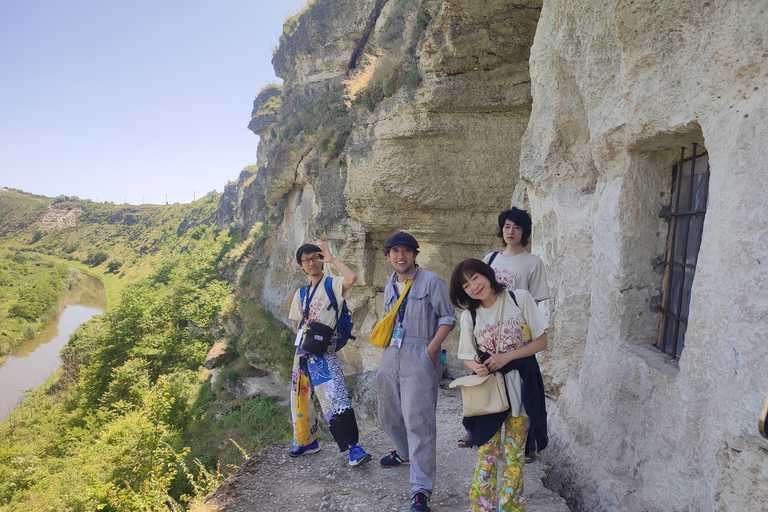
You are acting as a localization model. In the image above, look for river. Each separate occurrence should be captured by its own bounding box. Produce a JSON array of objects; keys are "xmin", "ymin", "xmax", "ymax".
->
[{"xmin": 0, "ymin": 272, "xmax": 107, "ymax": 422}]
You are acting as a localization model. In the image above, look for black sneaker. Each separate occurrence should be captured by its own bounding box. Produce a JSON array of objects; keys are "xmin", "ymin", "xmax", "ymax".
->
[
  {"xmin": 379, "ymin": 450, "xmax": 409, "ymax": 468},
  {"xmin": 410, "ymin": 492, "xmax": 430, "ymax": 512}
]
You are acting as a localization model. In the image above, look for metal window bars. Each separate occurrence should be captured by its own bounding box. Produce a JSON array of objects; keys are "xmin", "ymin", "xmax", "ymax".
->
[{"xmin": 655, "ymin": 144, "xmax": 710, "ymax": 358}]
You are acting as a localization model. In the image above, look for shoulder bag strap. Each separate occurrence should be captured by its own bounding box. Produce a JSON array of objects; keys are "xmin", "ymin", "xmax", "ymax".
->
[
  {"xmin": 391, "ymin": 268, "xmax": 420, "ymax": 320},
  {"xmin": 469, "ymin": 292, "xmax": 506, "ymax": 360}
]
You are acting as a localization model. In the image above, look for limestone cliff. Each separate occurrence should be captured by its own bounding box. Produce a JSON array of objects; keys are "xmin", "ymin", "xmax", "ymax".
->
[
  {"xmin": 217, "ymin": 1, "xmax": 768, "ymax": 510},
  {"xmin": 232, "ymin": 0, "xmax": 542, "ymax": 378},
  {"xmin": 522, "ymin": 1, "xmax": 768, "ymax": 511}
]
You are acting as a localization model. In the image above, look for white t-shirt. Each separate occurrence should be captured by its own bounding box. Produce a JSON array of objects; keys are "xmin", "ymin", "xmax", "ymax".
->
[
  {"xmin": 457, "ymin": 288, "xmax": 548, "ymax": 361},
  {"xmin": 457, "ymin": 289, "xmax": 548, "ymax": 417},
  {"xmin": 289, "ymin": 276, "xmax": 345, "ymax": 329},
  {"xmin": 483, "ymin": 251, "xmax": 549, "ymax": 302}
]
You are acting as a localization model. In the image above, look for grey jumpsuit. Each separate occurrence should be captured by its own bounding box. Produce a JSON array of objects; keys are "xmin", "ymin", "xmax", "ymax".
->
[{"xmin": 376, "ymin": 265, "xmax": 456, "ymax": 499}]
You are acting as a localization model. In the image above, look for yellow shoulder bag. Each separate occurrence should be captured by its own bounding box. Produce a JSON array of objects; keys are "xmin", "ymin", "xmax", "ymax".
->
[{"xmin": 369, "ymin": 268, "xmax": 420, "ymax": 348}]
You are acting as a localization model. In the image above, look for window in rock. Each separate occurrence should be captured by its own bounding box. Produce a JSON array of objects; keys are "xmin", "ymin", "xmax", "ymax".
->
[{"xmin": 656, "ymin": 144, "xmax": 710, "ymax": 358}]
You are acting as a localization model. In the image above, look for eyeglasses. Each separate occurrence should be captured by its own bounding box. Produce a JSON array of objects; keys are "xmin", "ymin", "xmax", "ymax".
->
[{"xmin": 301, "ymin": 255, "xmax": 323, "ymax": 264}]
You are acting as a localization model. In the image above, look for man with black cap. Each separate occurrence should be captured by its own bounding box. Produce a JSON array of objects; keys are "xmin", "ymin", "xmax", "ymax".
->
[{"xmin": 377, "ymin": 232, "xmax": 456, "ymax": 512}]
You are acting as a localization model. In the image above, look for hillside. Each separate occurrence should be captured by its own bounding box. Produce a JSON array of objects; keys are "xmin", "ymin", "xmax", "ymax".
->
[
  {"xmin": 0, "ymin": 180, "xmax": 300, "ymax": 511},
  {"xmin": 0, "ymin": 187, "xmax": 226, "ymax": 286}
]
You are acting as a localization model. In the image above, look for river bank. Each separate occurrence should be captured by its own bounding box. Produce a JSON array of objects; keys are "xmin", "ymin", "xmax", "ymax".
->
[{"xmin": 0, "ymin": 273, "xmax": 106, "ymax": 422}]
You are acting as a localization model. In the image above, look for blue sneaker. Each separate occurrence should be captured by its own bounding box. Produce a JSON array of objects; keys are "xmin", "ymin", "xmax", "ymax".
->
[
  {"xmin": 410, "ymin": 492, "xmax": 430, "ymax": 512},
  {"xmin": 380, "ymin": 450, "xmax": 409, "ymax": 468},
  {"xmin": 288, "ymin": 440, "xmax": 321, "ymax": 457},
  {"xmin": 348, "ymin": 445, "xmax": 372, "ymax": 467}
]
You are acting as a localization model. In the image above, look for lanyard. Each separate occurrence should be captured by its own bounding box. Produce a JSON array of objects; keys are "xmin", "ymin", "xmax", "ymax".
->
[
  {"xmin": 302, "ymin": 279, "xmax": 322, "ymax": 324},
  {"xmin": 393, "ymin": 268, "xmax": 418, "ymax": 324},
  {"xmin": 395, "ymin": 285, "xmax": 412, "ymax": 324}
]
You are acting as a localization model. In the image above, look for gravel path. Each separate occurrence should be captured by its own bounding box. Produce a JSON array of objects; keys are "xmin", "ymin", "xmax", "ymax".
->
[{"xmin": 204, "ymin": 381, "xmax": 570, "ymax": 512}]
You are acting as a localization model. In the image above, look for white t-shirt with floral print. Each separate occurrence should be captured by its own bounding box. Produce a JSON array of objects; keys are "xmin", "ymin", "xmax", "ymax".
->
[
  {"xmin": 456, "ymin": 288, "xmax": 548, "ymax": 417},
  {"xmin": 483, "ymin": 251, "xmax": 549, "ymax": 302}
]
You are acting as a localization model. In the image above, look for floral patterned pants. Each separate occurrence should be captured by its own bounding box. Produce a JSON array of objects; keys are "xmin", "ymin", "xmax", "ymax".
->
[{"xmin": 469, "ymin": 414, "xmax": 530, "ymax": 512}]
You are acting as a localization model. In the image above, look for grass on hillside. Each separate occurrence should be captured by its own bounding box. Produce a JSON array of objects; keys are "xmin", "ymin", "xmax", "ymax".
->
[
  {"xmin": 0, "ymin": 249, "xmax": 83, "ymax": 359},
  {"xmin": 0, "ymin": 187, "xmax": 299, "ymax": 510}
]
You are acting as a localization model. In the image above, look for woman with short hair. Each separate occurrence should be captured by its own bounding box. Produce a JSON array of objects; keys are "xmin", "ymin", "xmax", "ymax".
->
[{"xmin": 449, "ymin": 259, "xmax": 549, "ymax": 512}]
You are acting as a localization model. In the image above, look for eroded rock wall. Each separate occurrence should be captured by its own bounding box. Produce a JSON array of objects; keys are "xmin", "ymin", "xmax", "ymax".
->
[
  {"xmin": 235, "ymin": 0, "xmax": 542, "ymax": 377},
  {"xmin": 523, "ymin": 1, "xmax": 768, "ymax": 510}
]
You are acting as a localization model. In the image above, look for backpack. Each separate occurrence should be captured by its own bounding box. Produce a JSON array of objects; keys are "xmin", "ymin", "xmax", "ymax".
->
[{"xmin": 299, "ymin": 277, "xmax": 356, "ymax": 352}]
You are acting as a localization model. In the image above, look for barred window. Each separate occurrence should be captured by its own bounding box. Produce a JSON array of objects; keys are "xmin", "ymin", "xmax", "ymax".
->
[{"xmin": 656, "ymin": 144, "xmax": 710, "ymax": 358}]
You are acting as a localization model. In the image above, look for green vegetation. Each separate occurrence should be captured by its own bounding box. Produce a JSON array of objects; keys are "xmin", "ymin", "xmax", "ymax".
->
[
  {"xmin": 0, "ymin": 189, "xmax": 51, "ymax": 238},
  {"xmin": 250, "ymin": 84, "xmax": 283, "ymax": 120},
  {"xmin": 0, "ymin": 189, "xmax": 222, "ymax": 287},
  {"xmin": 0, "ymin": 249, "xmax": 82, "ymax": 358},
  {"xmin": 0, "ymin": 234, "xmax": 292, "ymax": 511},
  {"xmin": 268, "ymin": 84, "xmax": 352, "ymax": 164},
  {"xmin": 345, "ymin": 0, "xmax": 432, "ymax": 112},
  {"xmin": 0, "ymin": 188, "xmax": 296, "ymax": 510},
  {"xmin": 280, "ymin": 0, "xmax": 316, "ymax": 42}
]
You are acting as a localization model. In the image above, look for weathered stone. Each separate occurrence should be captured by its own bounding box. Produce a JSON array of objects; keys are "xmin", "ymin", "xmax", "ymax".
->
[
  {"xmin": 221, "ymin": 370, "xmax": 289, "ymax": 404},
  {"xmin": 37, "ymin": 204, "xmax": 84, "ymax": 231},
  {"xmin": 204, "ymin": 339, "xmax": 238, "ymax": 370},
  {"xmin": 522, "ymin": 1, "xmax": 768, "ymax": 510}
]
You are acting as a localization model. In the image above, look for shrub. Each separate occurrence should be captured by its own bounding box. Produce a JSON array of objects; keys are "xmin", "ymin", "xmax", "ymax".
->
[
  {"xmin": 84, "ymin": 249, "xmax": 108, "ymax": 266},
  {"xmin": 107, "ymin": 259, "xmax": 123, "ymax": 273}
]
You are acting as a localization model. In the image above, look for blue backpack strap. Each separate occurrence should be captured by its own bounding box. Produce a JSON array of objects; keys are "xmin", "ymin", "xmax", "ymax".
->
[
  {"xmin": 324, "ymin": 277, "xmax": 339, "ymax": 316},
  {"xmin": 488, "ymin": 251, "xmax": 500, "ymax": 266}
]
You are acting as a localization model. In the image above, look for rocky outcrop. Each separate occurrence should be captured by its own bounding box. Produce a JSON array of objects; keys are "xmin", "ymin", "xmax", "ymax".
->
[
  {"xmin": 204, "ymin": 340, "xmax": 238, "ymax": 370},
  {"xmin": 522, "ymin": 1, "xmax": 768, "ymax": 511},
  {"xmin": 233, "ymin": 0, "xmax": 542, "ymax": 379},
  {"xmin": 38, "ymin": 205, "xmax": 84, "ymax": 231}
]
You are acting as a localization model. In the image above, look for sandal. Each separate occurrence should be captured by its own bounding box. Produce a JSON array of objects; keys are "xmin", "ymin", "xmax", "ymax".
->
[
  {"xmin": 457, "ymin": 433, "xmax": 475, "ymax": 448},
  {"xmin": 525, "ymin": 452, "xmax": 536, "ymax": 464}
]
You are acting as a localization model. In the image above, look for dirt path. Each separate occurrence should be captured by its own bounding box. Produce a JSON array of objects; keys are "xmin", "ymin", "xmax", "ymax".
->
[{"xmin": 203, "ymin": 382, "xmax": 570, "ymax": 512}]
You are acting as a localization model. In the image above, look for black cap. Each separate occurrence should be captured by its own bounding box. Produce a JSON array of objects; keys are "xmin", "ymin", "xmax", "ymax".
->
[{"xmin": 384, "ymin": 232, "xmax": 419, "ymax": 251}]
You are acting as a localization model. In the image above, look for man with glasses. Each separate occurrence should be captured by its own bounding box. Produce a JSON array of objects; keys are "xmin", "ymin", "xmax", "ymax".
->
[{"xmin": 286, "ymin": 243, "xmax": 371, "ymax": 467}]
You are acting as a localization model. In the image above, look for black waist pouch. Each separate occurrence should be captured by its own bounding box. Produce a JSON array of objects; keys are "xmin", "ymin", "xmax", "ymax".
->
[{"xmin": 301, "ymin": 321, "xmax": 335, "ymax": 356}]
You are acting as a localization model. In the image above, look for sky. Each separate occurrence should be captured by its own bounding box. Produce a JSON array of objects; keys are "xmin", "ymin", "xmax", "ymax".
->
[{"xmin": 0, "ymin": 0, "xmax": 308, "ymax": 205}]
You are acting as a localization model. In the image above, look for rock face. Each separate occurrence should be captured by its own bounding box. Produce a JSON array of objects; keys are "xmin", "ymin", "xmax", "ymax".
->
[
  {"xmin": 38, "ymin": 205, "xmax": 84, "ymax": 231},
  {"xmin": 239, "ymin": 0, "xmax": 542, "ymax": 379},
  {"xmin": 522, "ymin": 1, "xmax": 768, "ymax": 511},
  {"xmin": 227, "ymin": 0, "xmax": 767, "ymax": 510}
]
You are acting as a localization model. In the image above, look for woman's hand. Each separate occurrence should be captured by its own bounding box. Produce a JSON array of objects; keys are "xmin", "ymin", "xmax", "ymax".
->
[
  {"xmin": 474, "ymin": 364, "xmax": 490, "ymax": 377},
  {"xmin": 464, "ymin": 358, "xmax": 489, "ymax": 377},
  {"xmin": 483, "ymin": 352, "xmax": 512, "ymax": 373}
]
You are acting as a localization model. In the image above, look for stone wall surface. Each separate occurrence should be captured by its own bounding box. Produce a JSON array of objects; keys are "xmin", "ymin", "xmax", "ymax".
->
[
  {"xmin": 224, "ymin": 0, "xmax": 768, "ymax": 509},
  {"xmin": 237, "ymin": 0, "xmax": 543, "ymax": 379},
  {"xmin": 523, "ymin": 1, "xmax": 768, "ymax": 511}
]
